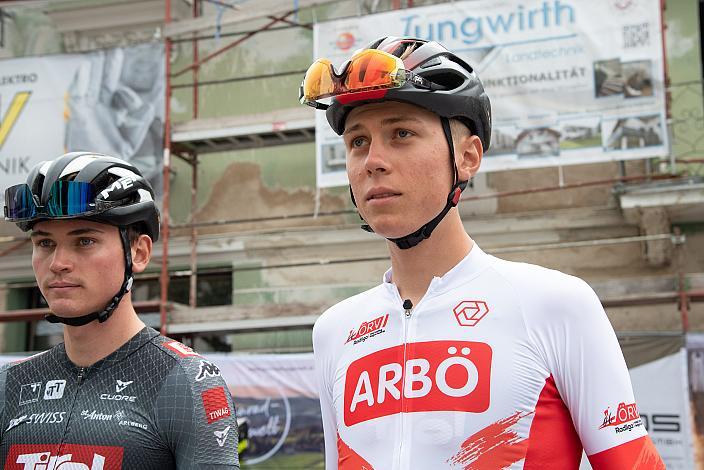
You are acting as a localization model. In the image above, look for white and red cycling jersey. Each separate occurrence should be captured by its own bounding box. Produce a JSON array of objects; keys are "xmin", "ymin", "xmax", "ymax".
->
[{"xmin": 313, "ymin": 244, "xmax": 664, "ymax": 469}]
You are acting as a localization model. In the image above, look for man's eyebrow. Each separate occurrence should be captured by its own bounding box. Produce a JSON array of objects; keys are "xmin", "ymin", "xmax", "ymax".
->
[
  {"xmin": 380, "ymin": 116, "xmax": 424, "ymax": 127},
  {"xmin": 30, "ymin": 228, "xmax": 105, "ymax": 237},
  {"xmin": 30, "ymin": 230, "xmax": 50, "ymax": 237},
  {"xmin": 343, "ymin": 116, "xmax": 424, "ymax": 135},
  {"xmin": 67, "ymin": 228, "xmax": 105, "ymax": 236},
  {"xmin": 343, "ymin": 123, "xmax": 362, "ymax": 135}
]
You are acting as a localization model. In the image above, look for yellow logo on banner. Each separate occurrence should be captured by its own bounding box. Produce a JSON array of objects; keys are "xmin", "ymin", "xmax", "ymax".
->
[{"xmin": 0, "ymin": 91, "xmax": 32, "ymax": 150}]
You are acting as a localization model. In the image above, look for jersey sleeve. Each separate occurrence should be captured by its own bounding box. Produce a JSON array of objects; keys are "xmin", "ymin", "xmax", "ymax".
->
[
  {"xmin": 312, "ymin": 314, "xmax": 339, "ymax": 469},
  {"xmin": 525, "ymin": 274, "xmax": 664, "ymax": 469},
  {"xmin": 155, "ymin": 357, "xmax": 240, "ymax": 469}
]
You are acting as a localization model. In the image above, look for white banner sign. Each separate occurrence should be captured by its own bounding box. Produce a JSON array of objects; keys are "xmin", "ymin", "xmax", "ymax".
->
[
  {"xmin": 0, "ymin": 44, "xmax": 164, "ymax": 202},
  {"xmin": 313, "ymin": 0, "xmax": 668, "ymax": 187}
]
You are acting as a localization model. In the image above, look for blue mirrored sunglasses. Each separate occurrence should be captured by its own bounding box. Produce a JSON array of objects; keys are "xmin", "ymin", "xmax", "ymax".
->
[{"xmin": 3, "ymin": 181, "xmax": 109, "ymax": 221}]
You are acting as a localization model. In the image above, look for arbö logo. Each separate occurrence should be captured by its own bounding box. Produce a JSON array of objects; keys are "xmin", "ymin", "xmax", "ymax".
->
[
  {"xmin": 344, "ymin": 341, "xmax": 492, "ymax": 426},
  {"xmin": 599, "ymin": 402, "xmax": 643, "ymax": 434},
  {"xmin": 346, "ymin": 314, "xmax": 389, "ymax": 345}
]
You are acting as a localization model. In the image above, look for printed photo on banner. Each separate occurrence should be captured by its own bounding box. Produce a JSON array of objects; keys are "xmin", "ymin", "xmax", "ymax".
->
[{"xmin": 0, "ymin": 43, "xmax": 165, "ymax": 205}]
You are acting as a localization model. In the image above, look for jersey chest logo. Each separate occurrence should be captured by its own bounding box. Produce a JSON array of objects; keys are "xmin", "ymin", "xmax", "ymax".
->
[
  {"xmin": 346, "ymin": 314, "xmax": 389, "ymax": 345},
  {"xmin": 344, "ymin": 340, "xmax": 492, "ymax": 426}
]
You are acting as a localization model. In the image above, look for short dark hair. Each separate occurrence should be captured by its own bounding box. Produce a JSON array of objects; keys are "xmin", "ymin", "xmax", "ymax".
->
[{"xmin": 126, "ymin": 223, "xmax": 147, "ymax": 246}]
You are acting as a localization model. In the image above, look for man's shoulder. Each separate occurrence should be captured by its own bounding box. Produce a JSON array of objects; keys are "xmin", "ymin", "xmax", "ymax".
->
[
  {"xmin": 314, "ymin": 284, "xmax": 386, "ymax": 335},
  {"xmin": 0, "ymin": 348, "xmax": 55, "ymax": 375},
  {"xmin": 150, "ymin": 334, "xmax": 203, "ymax": 361},
  {"xmin": 148, "ymin": 335, "xmax": 220, "ymax": 384},
  {"xmin": 487, "ymin": 254, "xmax": 591, "ymax": 295}
]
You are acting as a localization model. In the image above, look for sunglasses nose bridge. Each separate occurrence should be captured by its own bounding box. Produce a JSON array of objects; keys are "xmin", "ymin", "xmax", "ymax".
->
[{"xmin": 334, "ymin": 59, "xmax": 352, "ymax": 79}]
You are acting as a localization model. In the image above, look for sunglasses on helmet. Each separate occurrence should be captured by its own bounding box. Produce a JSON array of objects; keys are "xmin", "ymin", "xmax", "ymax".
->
[
  {"xmin": 299, "ymin": 49, "xmax": 434, "ymax": 109},
  {"xmin": 4, "ymin": 181, "xmax": 117, "ymax": 222}
]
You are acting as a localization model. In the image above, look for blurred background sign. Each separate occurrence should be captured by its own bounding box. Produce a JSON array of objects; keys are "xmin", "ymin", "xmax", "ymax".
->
[{"xmin": 313, "ymin": 0, "xmax": 668, "ymax": 187}]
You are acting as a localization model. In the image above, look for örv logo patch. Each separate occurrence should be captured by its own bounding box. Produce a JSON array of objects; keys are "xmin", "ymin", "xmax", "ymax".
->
[
  {"xmin": 344, "ymin": 340, "xmax": 492, "ymax": 426},
  {"xmin": 453, "ymin": 300, "xmax": 489, "ymax": 327},
  {"xmin": 346, "ymin": 314, "xmax": 389, "ymax": 345}
]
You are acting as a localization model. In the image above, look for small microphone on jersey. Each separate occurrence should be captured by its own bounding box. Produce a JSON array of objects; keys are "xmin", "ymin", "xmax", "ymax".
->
[{"xmin": 403, "ymin": 299, "xmax": 413, "ymax": 310}]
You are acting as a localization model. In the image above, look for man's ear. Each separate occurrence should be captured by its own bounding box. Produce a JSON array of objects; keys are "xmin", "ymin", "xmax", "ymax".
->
[
  {"xmin": 455, "ymin": 134, "xmax": 483, "ymax": 182},
  {"xmin": 131, "ymin": 234, "xmax": 152, "ymax": 274}
]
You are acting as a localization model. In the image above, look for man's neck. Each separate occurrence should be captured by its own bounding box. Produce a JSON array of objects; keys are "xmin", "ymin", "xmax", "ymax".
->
[
  {"xmin": 62, "ymin": 297, "xmax": 146, "ymax": 368},
  {"xmin": 388, "ymin": 210, "xmax": 473, "ymax": 307}
]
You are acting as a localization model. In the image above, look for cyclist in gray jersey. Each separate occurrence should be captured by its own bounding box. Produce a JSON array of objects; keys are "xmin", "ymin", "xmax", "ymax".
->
[{"xmin": 1, "ymin": 152, "xmax": 240, "ymax": 469}]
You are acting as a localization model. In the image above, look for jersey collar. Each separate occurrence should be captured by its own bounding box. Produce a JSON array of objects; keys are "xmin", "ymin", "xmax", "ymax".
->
[{"xmin": 383, "ymin": 243, "xmax": 494, "ymax": 296}]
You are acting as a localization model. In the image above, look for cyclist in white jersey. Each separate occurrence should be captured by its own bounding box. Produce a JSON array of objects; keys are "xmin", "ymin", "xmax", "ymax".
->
[{"xmin": 300, "ymin": 36, "xmax": 664, "ymax": 469}]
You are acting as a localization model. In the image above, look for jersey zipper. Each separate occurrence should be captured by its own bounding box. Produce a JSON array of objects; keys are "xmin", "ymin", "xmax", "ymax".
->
[
  {"xmin": 398, "ymin": 299, "xmax": 413, "ymax": 469},
  {"xmin": 57, "ymin": 366, "xmax": 87, "ymax": 456}
]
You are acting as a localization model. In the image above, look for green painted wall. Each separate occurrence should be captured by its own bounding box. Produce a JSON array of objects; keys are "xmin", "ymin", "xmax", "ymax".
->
[{"xmin": 665, "ymin": 0, "xmax": 704, "ymax": 169}]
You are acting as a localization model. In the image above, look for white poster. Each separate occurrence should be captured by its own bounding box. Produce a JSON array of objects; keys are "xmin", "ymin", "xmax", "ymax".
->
[
  {"xmin": 0, "ymin": 43, "xmax": 164, "ymax": 203},
  {"xmin": 313, "ymin": 0, "xmax": 668, "ymax": 187}
]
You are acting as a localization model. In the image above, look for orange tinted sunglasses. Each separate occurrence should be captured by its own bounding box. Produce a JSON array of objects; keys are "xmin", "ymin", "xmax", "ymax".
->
[{"xmin": 299, "ymin": 49, "xmax": 432, "ymax": 109}]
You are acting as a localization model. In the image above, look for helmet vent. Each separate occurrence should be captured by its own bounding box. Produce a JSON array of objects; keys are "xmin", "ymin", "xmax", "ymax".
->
[{"xmin": 423, "ymin": 69, "xmax": 465, "ymax": 91}]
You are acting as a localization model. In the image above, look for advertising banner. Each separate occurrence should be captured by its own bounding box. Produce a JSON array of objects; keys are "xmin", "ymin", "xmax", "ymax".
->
[
  {"xmin": 0, "ymin": 43, "xmax": 164, "ymax": 203},
  {"xmin": 312, "ymin": 0, "xmax": 668, "ymax": 187},
  {"xmin": 211, "ymin": 353, "xmax": 325, "ymax": 468}
]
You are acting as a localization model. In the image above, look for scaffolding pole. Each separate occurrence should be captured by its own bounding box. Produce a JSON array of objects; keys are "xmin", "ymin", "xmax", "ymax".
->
[{"xmin": 160, "ymin": 0, "xmax": 174, "ymax": 336}]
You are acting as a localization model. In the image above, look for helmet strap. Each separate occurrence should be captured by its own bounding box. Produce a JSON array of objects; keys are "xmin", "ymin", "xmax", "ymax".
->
[
  {"xmin": 45, "ymin": 227, "xmax": 135, "ymax": 327},
  {"xmin": 352, "ymin": 117, "xmax": 468, "ymax": 249}
]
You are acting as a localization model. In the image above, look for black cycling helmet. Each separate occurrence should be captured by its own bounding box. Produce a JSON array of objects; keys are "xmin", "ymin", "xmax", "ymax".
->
[
  {"xmin": 326, "ymin": 36, "xmax": 492, "ymax": 152},
  {"xmin": 4, "ymin": 151, "xmax": 160, "ymax": 326},
  {"xmin": 306, "ymin": 36, "xmax": 491, "ymax": 249},
  {"xmin": 16, "ymin": 152, "xmax": 159, "ymax": 241}
]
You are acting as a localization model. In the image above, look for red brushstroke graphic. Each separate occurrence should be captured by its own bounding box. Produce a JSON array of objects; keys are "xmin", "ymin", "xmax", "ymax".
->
[
  {"xmin": 337, "ymin": 433, "xmax": 374, "ymax": 470},
  {"xmin": 448, "ymin": 411, "xmax": 532, "ymax": 469}
]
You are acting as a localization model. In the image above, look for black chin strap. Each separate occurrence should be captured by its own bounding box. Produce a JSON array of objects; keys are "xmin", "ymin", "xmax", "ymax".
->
[
  {"xmin": 354, "ymin": 117, "xmax": 468, "ymax": 250},
  {"xmin": 45, "ymin": 228, "xmax": 134, "ymax": 327}
]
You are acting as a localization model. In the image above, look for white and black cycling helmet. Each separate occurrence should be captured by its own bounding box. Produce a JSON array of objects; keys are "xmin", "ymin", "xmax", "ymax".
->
[{"xmin": 4, "ymin": 151, "xmax": 160, "ymax": 326}]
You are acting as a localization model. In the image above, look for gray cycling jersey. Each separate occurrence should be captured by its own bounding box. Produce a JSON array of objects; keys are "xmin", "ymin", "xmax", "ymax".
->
[{"xmin": 0, "ymin": 327, "xmax": 240, "ymax": 469}]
